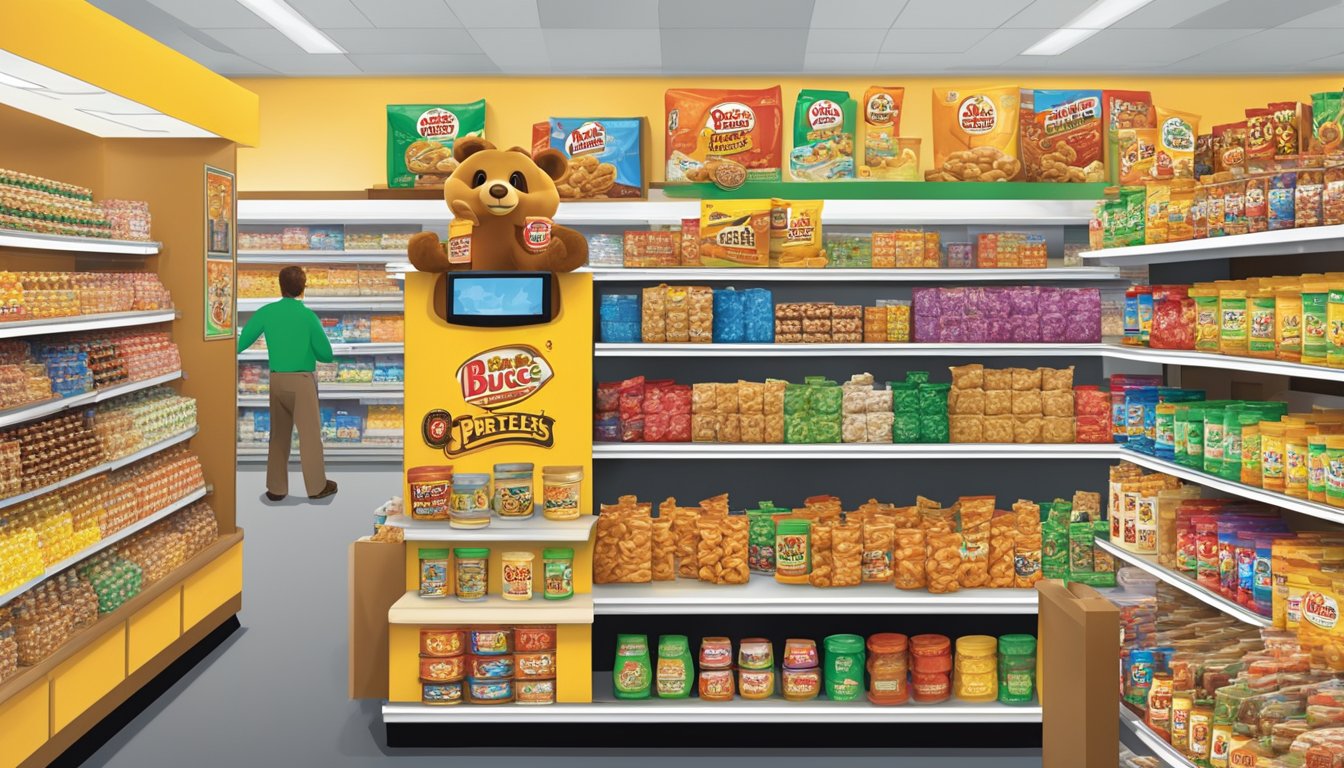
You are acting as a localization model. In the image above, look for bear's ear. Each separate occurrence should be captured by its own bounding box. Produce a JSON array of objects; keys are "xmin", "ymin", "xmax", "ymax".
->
[
  {"xmin": 453, "ymin": 137, "xmax": 495, "ymax": 162},
  {"xmin": 531, "ymin": 148, "xmax": 569, "ymax": 182}
]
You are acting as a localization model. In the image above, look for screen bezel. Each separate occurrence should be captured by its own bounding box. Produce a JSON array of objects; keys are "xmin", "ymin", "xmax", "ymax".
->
[{"xmin": 443, "ymin": 270, "xmax": 554, "ymax": 327}]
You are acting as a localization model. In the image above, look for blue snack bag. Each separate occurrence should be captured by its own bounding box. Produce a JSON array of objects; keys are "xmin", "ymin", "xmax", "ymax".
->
[{"xmin": 536, "ymin": 118, "xmax": 643, "ymax": 199}]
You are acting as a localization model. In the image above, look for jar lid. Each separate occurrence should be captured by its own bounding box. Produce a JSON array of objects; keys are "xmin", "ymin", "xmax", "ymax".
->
[
  {"xmin": 454, "ymin": 473, "xmax": 490, "ymax": 483},
  {"xmin": 453, "ymin": 548, "xmax": 490, "ymax": 558},
  {"xmin": 867, "ymin": 632, "xmax": 908, "ymax": 654},
  {"xmin": 419, "ymin": 548, "xmax": 450, "ymax": 559},
  {"xmin": 957, "ymin": 635, "xmax": 998, "ymax": 655},
  {"xmin": 542, "ymin": 465, "xmax": 584, "ymax": 476},
  {"xmin": 997, "ymin": 634, "xmax": 1036, "ymax": 655},
  {"xmin": 542, "ymin": 547, "xmax": 573, "ymax": 559},
  {"xmin": 909, "ymin": 634, "xmax": 950, "ymax": 655},
  {"xmin": 494, "ymin": 463, "xmax": 533, "ymax": 472},
  {"xmin": 824, "ymin": 634, "xmax": 864, "ymax": 655},
  {"xmin": 776, "ymin": 519, "xmax": 810, "ymax": 535},
  {"xmin": 739, "ymin": 637, "xmax": 770, "ymax": 647},
  {"xmin": 501, "ymin": 551, "xmax": 535, "ymax": 560}
]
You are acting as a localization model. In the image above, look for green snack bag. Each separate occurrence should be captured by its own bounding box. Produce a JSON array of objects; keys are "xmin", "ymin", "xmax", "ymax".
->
[
  {"xmin": 1303, "ymin": 280, "xmax": 1330, "ymax": 365},
  {"xmin": 783, "ymin": 384, "xmax": 809, "ymax": 415},
  {"xmin": 905, "ymin": 371, "xmax": 930, "ymax": 385},
  {"xmin": 812, "ymin": 415, "xmax": 841, "ymax": 444},
  {"xmin": 784, "ymin": 416, "xmax": 813, "ymax": 444},
  {"xmin": 891, "ymin": 382, "xmax": 918, "ymax": 413},
  {"xmin": 386, "ymin": 101, "xmax": 486, "ymax": 188},
  {"xmin": 1041, "ymin": 511, "xmax": 1070, "ymax": 580},
  {"xmin": 1068, "ymin": 521, "xmax": 1095, "ymax": 575},
  {"xmin": 1313, "ymin": 91, "xmax": 1344, "ymax": 158},
  {"xmin": 791, "ymin": 90, "xmax": 857, "ymax": 181},
  {"xmin": 892, "ymin": 413, "xmax": 921, "ymax": 443},
  {"xmin": 811, "ymin": 385, "xmax": 843, "ymax": 416}
]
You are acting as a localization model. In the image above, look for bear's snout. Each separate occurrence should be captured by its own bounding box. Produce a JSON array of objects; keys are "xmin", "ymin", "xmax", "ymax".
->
[
  {"xmin": 477, "ymin": 178, "xmax": 520, "ymax": 216},
  {"xmin": 488, "ymin": 184, "xmax": 508, "ymax": 200}
]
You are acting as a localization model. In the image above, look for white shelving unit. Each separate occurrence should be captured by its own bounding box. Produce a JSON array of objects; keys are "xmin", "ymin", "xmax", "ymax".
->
[
  {"xmin": 235, "ymin": 443, "xmax": 402, "ymax": 462},
  {"xmin": 1118, "ymin": 706, "xmax": 1195, "ymax": 768},
  {"xmin": 1095, "ymin": 539, "xmax": 1270, "ymax": 628},
  {"xmin": 593, "ymin": 581, "xmax": 1037, "ymax": 615},
  {"xmin": 1081, "ymin": 224, "xmax": 1344, "ymax": 266},
  {"xmin": 0, "ymin": 229, "xmax": 161, "ymax": 255},
  {"xmin": 596, "ymin": 342, "xmax": 1110, "ymax": 358},
  {"xmin": 237, "ymin": 296, "xmax": 402, "ymax": 312},
  {"xmin": 594, "ymin": 442, "xmax": 1119, "ymax": 460},
  {"xmin": 0, "ymin": 309, "xmax": 175, "ymax": 340},
  {"xmin": 388, "ymin": 592, "xmax": 594, "ymax": 625},
  {"xmin": 1103, "ymin": 344, "xmax": 1344, "ymax": 383},
  {"xmin": 588, "ymin": 265, "xmax": 1128, "ymax": 283},
  {"xmin": 382, "ymin": 513, "xmax": 597, "ymax": 543},
  {"xmin": 238, "ymin": 386, "xmax": 403, "ymax": 405},
  {"xmin": 237, "ymin": 251, "xmax": 408, "ymax": 265},
  {"xmin": 239, "ymin": 342, "xmax": 403, "ymax": 360}
]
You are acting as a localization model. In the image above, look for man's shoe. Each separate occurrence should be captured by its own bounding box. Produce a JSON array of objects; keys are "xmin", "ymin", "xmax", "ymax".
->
[
  {"xmin": 265, "ymin": 491, "xmax": 285, "ymax": 501},
  {"xmin": 309, "ymin": 480, "xmax": 338, "ymax": 500}
]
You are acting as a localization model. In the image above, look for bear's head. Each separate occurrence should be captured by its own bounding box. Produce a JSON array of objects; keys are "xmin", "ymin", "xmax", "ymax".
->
[{"xmin": 444, "ymin": 137, "xmax": 568, "ymax": 225}]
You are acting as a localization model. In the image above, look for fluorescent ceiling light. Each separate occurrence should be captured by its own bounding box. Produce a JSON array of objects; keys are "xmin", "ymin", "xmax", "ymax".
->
[
  {"xmin": 234, "ymin": 0, "xmax": 345, "ymax": 54},
  {"xmin": 1022, "ymin": 0, "xmax": 1154, "ymax": 56},
  {"xmin": 0, "ymin": 72, "xmax": 42, "ymax": 89}
]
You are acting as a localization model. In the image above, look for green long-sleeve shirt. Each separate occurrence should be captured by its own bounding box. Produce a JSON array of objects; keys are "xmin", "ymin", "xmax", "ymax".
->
[{"xmin": 236, "ymin": 297, "xmax": 334, "ymax": 372}]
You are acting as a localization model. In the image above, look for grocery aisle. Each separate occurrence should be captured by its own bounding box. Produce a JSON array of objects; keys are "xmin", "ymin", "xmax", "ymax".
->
[{"xmin": 75, "ymin": 466, "xmax": 1040, "ymax": 768}]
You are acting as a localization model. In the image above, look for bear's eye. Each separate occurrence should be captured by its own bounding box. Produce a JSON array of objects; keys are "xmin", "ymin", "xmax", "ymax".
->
[
  {"xmin": 509, "ymin": 172, "xmax": 528, "ymax": 193},
  {"xmin": 471, "ymin": 170, "xmax": 487, "ymax": 188}
]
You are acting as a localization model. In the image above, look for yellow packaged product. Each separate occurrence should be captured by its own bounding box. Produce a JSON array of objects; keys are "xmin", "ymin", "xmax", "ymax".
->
[
  {"xmin": 1145, "ymin": 181, "xmax": 1170, "ymax": 244},
  {"xmin": 859, "ymin": 86, "xmax": 914, "ymax": 180},
  {"xmin": 1276, "ymin": 282, "xmax": 1304, "ymax": 362},
  {"xmin": 927, "ymin": 86, "xmax": 1022, "ymax": 182},
  {"xmin": 1168, "ymin": 180, "xmax": 1194, "ymax": 242},
  {"xmin": 699, "ymin": 200, "xmax": 770, "ymax": 268},
  {"xmin": 769, "ymin": 199, "xmax": 826, "ymax": 268},
  {"xmin": 1117, "ymin": 128, "xmax": 1157, "ymax": 184},
  {"xmin": 1155, "ymin": 107, "xmax": 1200, "ymax": 180}
]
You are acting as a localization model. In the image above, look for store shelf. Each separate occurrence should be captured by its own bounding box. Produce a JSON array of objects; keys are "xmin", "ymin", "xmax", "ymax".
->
[
  {"xmin": 237, "ymin": 296, "xmax": 402, "ymax": 312},
  {"xmin": 661, "ymin": 179, "xmax": 1105, "ymax": 204},
  {"xmin": 1118, "ymin": 705, "xmax": 1196, "ymax": 768},
  {"xmin": 237, "ymin": 385, "xmax": 403, "ymax": 405},
  {"xmin": 0, "ymin": 309, "xmax": 176, "ymax": 340},
  {"xmin": 388, "ymin": 592, "xmax": 594, "ymax": 625},
  {"xmin": 383, "ymin": 675, "xmax": 1041, "ymax": 723},
  {"xmin": 382, "ymin": 513, "xmax": 597, "ymax": 542},
  {"xmin": 595, "ymin": 342, "xmax": 1109, "ymax": 358},
  {"xmin": 593, "ymin": 580, "xmax": 1037, "ymax": 615},
  {"xmin": 587, "ymin": 266, "xmax": 1129, "ymax": 283},
  {"xmin": 594, "ymin": 442, "xmax": 1120, "ymax": 460},
  {"xmin": 236, "ymin": 443, "xmax": 402, "ymax": 462},
  {"xmin": 0, "ymin": 425, "xmax": 197, "ymax": 512},
  {"xmin": 0, "ymin": 229, "xmax": 161, "ymax": 255},
  {"xmin": 1103, "ymin": 344, "xmax": 1344, "ymax": 382},
  {"xmin": 1095, "ymin": 539, "xmax": 1271, "ymax": 628},
  {"xmin": 237, "ymin": 250, "xmax": 409, "ymax": 264},
  {"xmin": 1081, "ymin": 224, "xmax": 1344, "ymax": 266},
  {"xmin": 0, "ymin": 485, "xmax": 207, "ymax": 606},
  {"xmin": 239, "ymin": 342, "xmax": 403, "ymax": 360},
  {"xmin": 0, "ymin": 371, "xmax": 181, "ymax": 430},
  {"xmin": 1116, "ymin": 448, "xmax": 1344, "ymax": 527}
]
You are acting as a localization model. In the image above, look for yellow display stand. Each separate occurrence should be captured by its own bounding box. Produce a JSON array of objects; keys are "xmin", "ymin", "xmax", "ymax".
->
[{"xmin": 389, "ymin": 269, "xmax": 594, "ymax": 704}]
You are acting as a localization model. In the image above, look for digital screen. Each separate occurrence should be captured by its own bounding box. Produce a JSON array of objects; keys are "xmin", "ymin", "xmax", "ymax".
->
[{"xmin": 451, "ymin": 276, "xmax": 546, "ymax": 317}]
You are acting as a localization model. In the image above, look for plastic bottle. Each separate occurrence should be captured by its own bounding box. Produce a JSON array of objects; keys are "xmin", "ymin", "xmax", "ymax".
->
[
  {"xmin": 613, "ymin": 634, "xmax": 652, "ymax": 699},
  {"xmin": 655, "ymin": 635, "xmax": 693, "ymax": 699}
]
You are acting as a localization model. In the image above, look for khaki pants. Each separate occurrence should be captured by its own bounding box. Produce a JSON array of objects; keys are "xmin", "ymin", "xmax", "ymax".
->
[{"xmin": 267, "ymin": 372, "xmax": 327, "ymax": 497}]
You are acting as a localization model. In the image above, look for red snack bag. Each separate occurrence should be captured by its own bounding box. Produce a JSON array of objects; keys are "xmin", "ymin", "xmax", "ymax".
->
[
  {"xmin": 596, "ymin": 381, "xmax": 620, "ymax": 413},
  {"xmin": 619, "ymin": 376, "xmax": 645, "ymax": 421},
  {"xmin": 668, "ymin": 413, "xmax": 692, "ymax": 443},
  {"xmin": 621, "ymin": 416, "xmax": 645, "ymax": 443},
  {"xmin": 1149, "ymin": 286, "xmax": 1195, "ymax": 350},
  {"xmin": 644, "ymin": 412, "xmax": 670, "ymax": 443},
  {"xmin": 664, "ymin": 384, "xmax": 693, "ymax": 415}
]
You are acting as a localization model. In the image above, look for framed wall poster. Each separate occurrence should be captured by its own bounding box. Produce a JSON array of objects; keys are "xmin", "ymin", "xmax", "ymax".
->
[{"xmin": 204, "ymin": 165, "xmax": 236, "ymax": 339}]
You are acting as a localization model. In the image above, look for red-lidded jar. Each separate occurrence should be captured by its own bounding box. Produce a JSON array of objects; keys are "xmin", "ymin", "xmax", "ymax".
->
[
  {"xmin": 912, "ymin": 671, "xmax": 951, "ymax": 703},
  {"xmin": 912, "ymin": 652, "xmax": 953, "ymax": 675},
  {"xmin": 866, "ymin": 633, "xmax": 909, "ymax": 706},
  {"xmin": 910, "ymin": 634, "xmax": 951, "ymax": 658},
  {"xmin": 700, "ymin": 637, "xmax": 733, "ymax": 669},
  {"xmin": 782, "ymin": 638, "xmax": 819, "ymax": 669}
]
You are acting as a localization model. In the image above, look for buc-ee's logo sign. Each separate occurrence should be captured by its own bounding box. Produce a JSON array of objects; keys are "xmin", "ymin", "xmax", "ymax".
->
[{"xmin": 456, "ymin": 345, "xmax": 553, "ymax": 410}]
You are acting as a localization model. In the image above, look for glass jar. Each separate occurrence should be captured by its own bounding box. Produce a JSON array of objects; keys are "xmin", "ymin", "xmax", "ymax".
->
[
  {"xmin": 910, "ymin": 634, "xmax": 952, "ymax": 703},
  {"xmin": 501, "ymin": 551, "xmax": 534, "ymax": 601},
  {"xmin": 997, "ymin": 634, "xmax": 1037, "ymax": 705},
  {"xmin": 700, "ymin": 637, "xmax": 733, "ymax": 669},
  {"xmin": 866, "ymin": 632, "xmax": 909, "ymax": 705},
  {"xmin": 738, "ymin": 638, "xmax": 773, "ymax": 670},
  {"xmin": 955, "ymin": 635, "xmax": 998, "ymax": 702},
  {"xmin": 699, "ymin": 668, "xmax": 735, "ymax": 701},
  {"xmin": 824, "ymin": 634, "xmax": 865, "ymax": 702},
  {"xmin": 541, "ymin": 466, "xmax": 583, "ymax": 520},
  {"xmin": 542, "ymin": 547, "xmax": 574, "ymax": 600},
  {"xmin": 656, "ymin": 635, "xmax": 693, "ymax": 699},
  {"xmin": 453, "ymin": 548, "xmax": 489, "ymax": 602},
  {"xmin": 417, "ymin": 548, "xmax": 449, "ymax": 598},
  {"xmin": 407, "ymin": 465, "xmax": 452, "ymax": 520},
  {"xmin": 912, "ymin": 671, "xmax": 950, "ymax": 703},
  {"xmin": 450, "ymin": 473, "xmax": 491, "ymax": 529},
  {"xmin": 782, "ymin": 666, "xmax": 820, "ymax": 701},
  {"xmin": 493, "ymin": 463, "xmax": 534, "ymax": 518},
  {"xmin": 782, "ymin": 638, "xmax": 818, "ymax": 669},
  {"xmin": 739, "ymin": 668, "xmax": 774, "ymax": 700}
]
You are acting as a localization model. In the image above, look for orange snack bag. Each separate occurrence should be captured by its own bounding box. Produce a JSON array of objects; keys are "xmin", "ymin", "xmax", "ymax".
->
[{"xmin": 665, "ymin": 87, "xmax": 783, "ymax": 184}]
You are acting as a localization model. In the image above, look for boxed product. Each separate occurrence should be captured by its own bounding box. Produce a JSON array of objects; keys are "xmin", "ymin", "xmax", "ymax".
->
[
  {"xmin": 769, "ymin": 199, "xmax": 825, "ymax": 267},
  {"xmin": 790, "ymin": 89, "xmax": 856, "ymax": 181},
  {"xmin": 699, "ymin": 200, "xmax": 769, "ymax": 267},
  {"xmin": 665, "ymin": 87, "xmax": 783, "ymax": 185},
  {"xmin": 386, "ymin": 101, "xmax": 486, "ymax": 188},
  {"xmin": 927, "ymin": 86, "xmax": 1022, "ymax": 182},
  {"xmin": 532, "ymin": 117, "xmax": 644, "ymax": 199}
]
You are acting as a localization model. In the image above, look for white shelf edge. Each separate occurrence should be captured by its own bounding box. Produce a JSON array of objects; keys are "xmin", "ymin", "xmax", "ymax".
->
[
  {"xmin": 593, "ymin": 582, "xmax": 1038, "ymax": 615},
  {"xmin": 0, "ymin": 392, "xmax": 94, "ymax": 429},
  {"xmin": 91, "ymin": 370, "xmax": 182, "ymax": 403},
  {"xmin": 238, "ymin": 251, "xmax": 409, "ymax": 265},
  {"xmin": 1117, "ymin": 448, "xmax": 1344, "ymax": 526},
  {"xmin": 0, "ymin": 229, "xmax": 161, "ymax": 255},
  {"xmin": 237, "ymin": 296, "xmax": 402, "ymax": 312},
  {"xmin": 1081, "ymin": 224, "xmax": 1344, "ymax": 266},
  {"xmin": 1118, "ymin": 706, "xmax": 1196, "ymax": 768},
  {"xmin": 593, "ymin": 443, "xmax": 1120, "ymax": 460},
  {"xmin": 595, "ymin": 343, "xmax": 1108, "ymax": 358},
  {"xmin": 0, "ymin": 485, "xmax": 206, "ymax": 606},
  {"xmin": 388, "ymin": 591, "xmax": 594, "ymax": 625},
  {"xmin": 383, "ymin": 514, "xmax": 597, "ymax": 543},
  {"xmin": 237, "ymin": 387, "xmax": 403, "ymax": 405},
  {"xmin": 1095, "ymin": 538, "xmax": 1270, "ymax": 627},
  {"xmin": 239, "ymin": 343, "xmax": 403, "ymax": 360},
  {"xmin": 236, "ymin": 444, "xmax": 402, "ymax": 462},
  {"xmin": 588, "ymin": 266, "xmax": 1128, "ymax": 283},
  {"xmin": 0, "ymin": 426, "xmax": 197, "ymax": 512},
  {"xmin": 0, "ymin": 310, "xmax": 175, "ymax": 340},
  {"xmin": 1102, "ymin": 344, "xmax": 1344, "ymax": 383}
]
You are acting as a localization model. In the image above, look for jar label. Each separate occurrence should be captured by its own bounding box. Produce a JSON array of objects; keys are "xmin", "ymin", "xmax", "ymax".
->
[
  {"xmin": 544, "ymin": 560, "xmax": 573, "ymax": 597},
  {"xmin": 503, "ymin": 562, "xmax": 533, "ymax": 597},
  {"xmin": 656, "ymin": 659, "xmax": 687, "ymax": 695},
  {"xmin": 1005, "ymin": 671, "xmax": 1033, "ymax": 696},
  {"xmin": 455, "ymin": 561, "xmax": 487, "ymax": 599}
]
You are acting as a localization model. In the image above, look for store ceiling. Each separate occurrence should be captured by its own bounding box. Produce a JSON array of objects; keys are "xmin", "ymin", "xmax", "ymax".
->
[{"xmin": 89, "ymin": 0, "xmax": 1344, "ymax": 76}]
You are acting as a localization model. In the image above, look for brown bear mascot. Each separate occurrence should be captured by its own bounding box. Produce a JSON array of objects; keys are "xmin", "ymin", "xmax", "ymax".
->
[{"xmin": 407, "ymin": 137, "xmax": 587, "ymax": 275}]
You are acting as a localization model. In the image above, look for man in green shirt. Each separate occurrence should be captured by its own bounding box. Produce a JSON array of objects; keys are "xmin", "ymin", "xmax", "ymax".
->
[{"xmin": 237, "ymin": 266, "xmax": 338, "ymax": 501}]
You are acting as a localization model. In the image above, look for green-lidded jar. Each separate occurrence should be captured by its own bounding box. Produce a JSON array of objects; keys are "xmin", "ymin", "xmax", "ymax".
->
[
  {"xmin": 1203, "ymin": 407, "xmax": 1226, "ymax": 475},
  {"xmin": 998, "ymin": 634, "xmax": 1037, "ymax": 705},
  {"xmin": 613, "ymin": 634, "xmax": 652, "ymax": 699},
  {"xmin": 655, "ymin": 635, "xmax": 694, "ymax": 699},
  {"xmin": 1240, "ymin": 412, "xmax": 1264, "ymax": 487},
  {"xmin": 1183, "ymin": 405, "xmax": 1206, "ymax": 469},
  {"xmin": 1221, "ymin": 405, "xmax": 1245, "ymax": 482},
  {"xmin": 823, "ymin": 634, "xmax": 865, "ymax": 702},
  {"xmin": 418, "ymin": 548, "xmax": 450, "ymax": 599},
  {"xmin": 542, "ymin": 547, "xmax": 574, "ymax": 600},
  {"xmin": 452, "ymin": 547, "xmax": 489, "ymax": 601},
  {"xmin": 774, "ymin": 519, "xmax": 812, "ymax": 584}
]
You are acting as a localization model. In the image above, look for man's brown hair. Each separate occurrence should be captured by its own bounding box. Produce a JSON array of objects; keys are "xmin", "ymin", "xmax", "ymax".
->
[{"xmin": 278, "ymin": 266, "xmax": 307, "ymax": 298}]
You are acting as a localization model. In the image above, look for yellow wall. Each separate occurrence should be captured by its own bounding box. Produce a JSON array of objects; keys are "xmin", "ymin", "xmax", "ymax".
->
[{"xmin": 236, "ymin": 75, "xmax": 1344, "ymax": 191}]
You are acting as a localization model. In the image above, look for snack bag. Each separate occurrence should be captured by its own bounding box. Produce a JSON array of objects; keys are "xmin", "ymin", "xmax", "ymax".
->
[
  {"xmin": 1212, "ymin": 122, "xmax": 1247, "ymax": 177},
  {"xmin": 791, "ymin": 90, "xmax": 856, "ymax": 181},
  {"xmin": 859, "ymin": 86, "xmax": 915, "ymax": 180},
  {"xmin": 1103, "ymin": 90, "xmax": 1155, "ymax": 184},
  {"xmin": 1021, "ymin": 89, "xmax": 1105, "ymax": 183},
  {"xmin": 532, "ymin": 117, "xmax": 643, "ymax": 199},
  {"xmin": 1313, "ymin": 91, "xmax": 1344, "ymax": 159},
  {"xmin": 927, "ymin": 86, "xmax": 1022, "ymax": 181},
  {"xmin": 1117, "ymin": 128, "xmax": 1157, "ymax": 184},
  {"xmin": 386, "ymin": 101, "xmax": 486, "ymax": 188},
  {"xmin": 699, "ymin": 200, "xmax": 770, "ymax": 267},
  {"xmin": 769, "ymin": 199, "xmax": 826, "ymax": 268},
  {"xmin": 1155, "ymin": 106, "xmax": 1200, "ymax": 180},
  {"xmin": 665, "ymin": 87, "xmax": 783, "ymax": 185}
]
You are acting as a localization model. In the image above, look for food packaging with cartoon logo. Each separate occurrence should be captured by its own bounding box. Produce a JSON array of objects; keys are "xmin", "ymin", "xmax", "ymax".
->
[
  {"xmin": 790, "ymin": 89, "xmax": 856, "ymax": 181},
  {"xmin": 386, "ymin": 101, "xmax": 486, "ymax": 188},
  {"xmin": 531, "ymin": 117, "xmax": 644, "ymax": 199}
]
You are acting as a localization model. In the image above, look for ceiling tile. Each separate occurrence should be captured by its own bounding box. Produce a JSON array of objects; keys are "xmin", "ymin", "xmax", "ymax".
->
[
  {"xmin": 1175, "ymin": 0, "xmax": 1337, "ymax": 29},
  {"xmin": 806, "ymin": 29, "xmax": 888, "ymax": 53},
  {"xmin": 803, "ymin": 52, "xmax": 879, "ymax": 71},
  {"xmin": 537, "ymin": 0, "xmax": 659, "ymax": 29},
  {"xmin": 446, "ymin": 0, "xmax": 540, "ymax": 28},
  {"xmin": 470, "ymin": 28, "xmax": 550, "ymax": 71},
  {"xmin": 1111, "ymin": 0, "xmax": 1229, "ymax": 29},
  {"xmin": 349, "ymin": 0, "xmax": 462, "ymax": 28},
  {"xmin": 882, "ymin": 28, "xmax": 989, "ymax": 53},
  {"xmin": 1279, "ymin": 3, "xmax": 1344, "ymax": 27},
  {"xmin": 283, "ymin": 0, "xmax": 373, "ymax": 28},
  {"xmin": 1298, "ymin": 50, "xmax": 1344, "ymax": 70},
  {"xmin": 326, "ymin": 28, "xmax": 480, "ymax": 54},
  {"xmin": 661, "ymin": 29, "xmax": 808, "ymax": 72},
  {"xmin": 1172, "ymin": 28, "xmax": 1344, "ymax": 69},
  {"xmin": 999, "ymin": 0, "xmax": 1094, "ymax": 29},
  {"xmin": 894, "ymin": 0, "xmax": 1033, "ymax": 29},
  {"xmin": 956, "ymin": 27, "xmax": 1061, "ymax": 65},
  {"xmin": 242, "ymin": 53, "xmax": 362, "ymax": 75},
  {"xmin": 873, "ymin": 52, "xmax": 976, "ymax": 71},
  {"xmin": 1044, "ymin": 28, "xmax": 1258, "ymax": 68},
  {"xmin": 347, "ymin": 53, "xmax": 500, "ymax": 74},
  {"xmin": 660, "ymin": 0, "xmax": 814, "ymax": 29},
  {"xmin": 544, "ymin": 29, "xmax": 661, "ymax": 69},
  {"xmin": 143, "ymin": 0, "xmax": 268, "ymax": 28},
  {"xmin": 809, "ymin": 0, "xmax": 909, "ymax": 29},
  {"xmin": 199, "ymin": 27, "xmax": 306, "ymax": 57}
]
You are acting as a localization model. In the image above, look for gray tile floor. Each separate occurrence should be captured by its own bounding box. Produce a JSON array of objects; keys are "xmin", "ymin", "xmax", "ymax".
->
[{"xmin": 78, "ymin": 465, "xmax": 1044, "ymax": 767}]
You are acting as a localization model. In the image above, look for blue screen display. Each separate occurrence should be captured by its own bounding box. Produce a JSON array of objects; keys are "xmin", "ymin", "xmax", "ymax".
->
[{"xmin": 451, "ymin": 276, "xmax": 545, "ymax": 316}]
